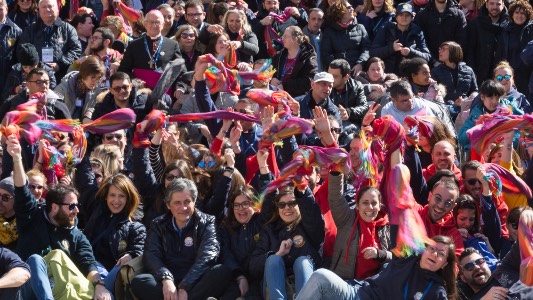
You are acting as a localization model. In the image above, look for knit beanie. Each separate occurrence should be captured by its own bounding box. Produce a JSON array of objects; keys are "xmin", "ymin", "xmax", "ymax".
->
[{"xmin": 17, "ymin": 43, "xmax": 40, "ymax": 66}]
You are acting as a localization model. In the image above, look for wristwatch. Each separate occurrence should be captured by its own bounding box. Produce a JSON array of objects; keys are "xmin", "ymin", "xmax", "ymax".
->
[
  {"xmin": 224, "ymin": 166, "xmax": 235, "ymax": 175},
  {"xmin": 92, "ymin": 278, "xmax": 105, "ymax": 287}
]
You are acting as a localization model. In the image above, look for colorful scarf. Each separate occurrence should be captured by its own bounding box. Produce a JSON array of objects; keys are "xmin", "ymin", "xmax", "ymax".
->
[
  {"xmin": 132, "ymin": 110, "xmax": 167, "ymax": 148},
  {"xmin": 518, "ymin": 211, "xmax": 533, "ymax": 286},
  {"xmin": 264, "ymin": 7, "xmax": 293, "ymax": 57},
  {"xmin": 1, "ymin": 111, "xmax": 43, "ymax": 145},
  {"xmin": 259, "ymin": 117, "xmax": 314, "ymax": 149},
  {"xmin": 483, "ymin": 163, "xmax": 532, "ymax": 199},
  {"xmin": 404, "ymin": 115, "xmax": 435, "ymax": 152},
  {"xmin": 246, "ymin": 88, "xmax": 292, "ymax": 119},
  {"xmin": 388, "ymin": 164, "xmax": 434, "ymax": 257}
]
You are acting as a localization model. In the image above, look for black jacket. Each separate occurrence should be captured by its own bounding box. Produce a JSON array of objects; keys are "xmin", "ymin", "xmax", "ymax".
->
[
  {"xmin": 431, "ymin": 62, "xmax": 478, "ymax": 103},
  {"xmin": 1, "ymin": 62, "xmax": 57, "ymax": 103},
  {"xmin": 499, "ymin": 21, "xmax": 533, "ymax": 94},
  {"xmin": 465, "ymin": 5, "xmax": 509, "ymax": 85},
  {"xmin": 321, "ymin": 22, "xmax": 370, "ymax": 70},
  {"xmin": 249, "ymin": 187, "xmax": 325, "ymax": 277},
  {"xmin": 8, "ymin": 10, "xmax": 38, "ymax": 31},
  {"xmin": 18, "ymin": 17, "xmax": 82, "ymax": 81},
  {"xmin": 14, "ymin": 185, "xmax": 98, "ymax": 275},
  {"xmin": 271, "ymin": 41, "xmax": 317, "ymax": 97},
  {"xmin": 198, "ymin": 29, "xmax": 259, "ymax": 64},
  {"xmin": 84, "ymin": 205, "xmax": 146, "ymax": 271},
  {"xmin": 92, "ymin": 86, "xmax": 151, "ymax": 124},
  {"xmin": 0, "ymin": 90, "xmax": 71, "ymax": 121},
  {"xmin": 144, "ymin": 210, "xmax": 219, "ymax": 293},
  {"xmin": 414, "ymin": 0, "xmax": 467, "ymax": 61},
  {"xmin": 0, "ymin": 18, "xmax": 21, "ymax": 93},
  {"xmin": 330, "ymin": 77, "xmax": 369, "ymax": 127},
  {"xmin": 370, "ymin": 21, "xmax": 432, "ymax": 74}
]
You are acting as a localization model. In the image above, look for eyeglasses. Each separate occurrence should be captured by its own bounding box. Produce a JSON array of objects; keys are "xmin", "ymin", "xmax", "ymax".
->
[
  {"xmin": 275, "ymin": 200, "xmax": 298, "ymax": 209},
  {"xmin": 57, "ymin": 202, "xmax": 80, "ymax": 211},
  {"xmin": 330, "ymin": 127, "xmax": 341, "ymax": 134},
  {"xmin": 466, "ymin": 178, "xmax": 481, "ymax": 186},
  {"xmin": 104, "ymin": 134, "xmax": 123, "ymax": 141},
  {"xmin": 29, "ymin": 184, "xmax": 44, "ymax": 191},
  {"xmin": 233, "ymin": 200, "xmax": 251, "ymax": 210},
  {"xmin": 198, "ymin": 161, "xmax": 216, "ymax": 168},
  {"xmin": 145, "ymin": 20, "xmax": 162, "ymax": 26},
  {"xmin": 180, "ymin": 32, "xmax": 195, "ymax": 39},
  {"xmin": 165, "ymin": 174, "xmax": 180, "ymax": 181},
  {"xmin": 426, "ymin": 244, "xmax": 447, "ymax": 258},
  {"xmin": 433, "ymin": 196, "xmax": 454, "ymax": 208},
  {"xmin": 510, "ymin": 222, "xmax": 518, "ymax": 230},
  {"xmin": 0, "ymin": 194, "xmax": 14, "ymax": 202},
  {"xmin": 462, "ymin": 258, "xmax": 486, "ymax": 272},
  {"xmin": 238, "ymin": 108, "xmax": 253, "ymax": 115},
  {"xmin": 27, "ymin": 80, "xmax": 49, "ymax": 85},
  {"xmin": 111, "ymin": 85, "xmax": 130, "ymax": 92},
  {"xmin": 89, "ymin": 36, "xmax": 103, "ymax": 40},
  {"xmin": 496, "ymin": 74, "xmax": 512, "ymax": 82},
  {"xmin": 186, "ymin": 13, "xmax": 203, "ymax": 18}
]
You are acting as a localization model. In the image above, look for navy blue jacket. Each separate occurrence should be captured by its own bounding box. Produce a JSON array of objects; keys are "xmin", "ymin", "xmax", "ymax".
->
[
  {"xmin": 357, "ymin": 10, "xmax": 394, "ymax": 41},
  {"xmin": 0, "ymin": 18, "xmax": 21, "ymax": 93},
  {"xmin": 431, "ymin": 62, "xmax": 477, "ymax": 103},
  {"xmin": 321, "ymin": 22, "xmax": 370, "ymax": 70}
]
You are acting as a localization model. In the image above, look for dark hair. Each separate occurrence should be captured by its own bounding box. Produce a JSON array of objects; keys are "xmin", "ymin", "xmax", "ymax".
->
[
  {"xmin": 479, "ymin": 80, "xmax": 505, "ymax": 97},
  {"xmin": 27, "ymin": 68, "xmax": 48, "ymax": 81},
  {"xmin": 453, "ymin": 194, "xmax": 480, "ymax": 234},
  {"xmin": 309, "ymin": 7, "xmax": 325, "ymax": 15},
  {"xmin": 399, "ymin": 57, "xmax": 429, "ymax": 80},
  {"xmin": 427, "ymin": 169, "xmax": 460, "ymax": 191},
  {"xmin": 389, "ymin": 80, "xmax": 413, "ymax": 99},
  {"xmin": 185, "ymin": 0, "xmax": 203, "ymax": 12},
  {"xmin": 164, "ymin": 160, "xmax": 194, "ymax": 181},
  {"xmin": 431, "ymin": 180, "xmax": 460, "ymax": 196},
  {"xmin": 235, "ymin": 98, "xmax": 259, "ymax": 112},
  {"xmin": 94, "ymin": 27, "xmax": 115, "ymax": 44},
  {"xmin": 207, "ymin": 2, "xmax": 229, "ymax": 24},
  {"xmin": 79, "ymin": 56, "xmax": 105, "ymax": 80},
  {"xmin": 431, "ymin": 235, "xmax": 458, "ymax": 300},
  {"xmin": 13, "ymin": 0, "xmax": 37, "ymax": 13},
  {"xmin": 509, "ymin": 0, "xmax": 533, "ymax": 23},
  {"xmin": 439, "ymin": 41, "xmax": 463, "ymax": 64},
  {"xmin": 285, "ymin": 25, "xmax": 309, "ymax": 45},
  {"xmin": 329, "ymin": 59, "xmax": 351, "ymax": 78},
  {"xmin": 205, "ymin": 32, "xmax": 230, "ymax": 56},
  {"xmin": 355, "ymin": 185, "xmax": 381, "ymax": 204},
  {"xmin": 95, "ymin": 174, "xmax": 140, "ymax": 218},
  {"xmin": 45, "ymin": 184, "xmax": 80, "ymax": 214},
  {"xmin": 225, "ymin": 185, "xmax": 258, "ymax": 228},
  {"xmin": 458, "ymin": 247, "xmax": 481, "ymax": 273},
  {"xmin": 109, "ymin": 72, "xmax": 131, "ymax": 86},
  {"xmin": 507, "ymin": 206, "xmax": 532, "ymax": 228},
  {"xmin": 460, "ymin": 160, "xmax": 481, "ymax": 176},
  {"xmin": 365, "ymin": 57, "xmax": 385, "ymax": 71},
  {"xmin": 267, "ymin": 187, "xmax": 301, "ymax": 231},
  {"xmin": 70, "ymin": 13, "xmax": 93, "ymax": 29},
  {"xmin": 327, "ymin": 1, "xmax": 349, "ymax": 24}
]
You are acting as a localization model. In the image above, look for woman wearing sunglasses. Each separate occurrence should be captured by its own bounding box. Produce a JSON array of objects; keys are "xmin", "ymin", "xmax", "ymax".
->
[
  {"xmin": 8, "ymin": 0, "xmax": 37, "ymax": 30},
  {"xmin": 296, "ymin": 235, "xmax": 457, "ymax": 300},
  {"xmin": 327, "ymin": 171, "xmax": 392, "ymax": 281},
  {"xmin": 83, "ymin": 173, "xmax": 146, "ymax": 297},
  {"xmin": 249, "ymin": 182, "xmax": 325, "ymax": 299},
  {"xmin": 174, "ymin": 24, "xmax": 200, "ymax": 71}
]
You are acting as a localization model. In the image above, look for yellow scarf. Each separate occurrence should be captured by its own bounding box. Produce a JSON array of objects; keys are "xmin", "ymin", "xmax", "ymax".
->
[{"xmin": 0, "ymin": 216, "xmax": 18, "ymax": 246}]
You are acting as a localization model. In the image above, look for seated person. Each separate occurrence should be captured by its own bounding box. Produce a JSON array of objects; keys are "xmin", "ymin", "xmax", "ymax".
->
[
  {"xmin": 0, "ymin": 177, "xmax": 16, "ymax": 251},
  {"xmin": 0, "ymin": 247, "xmax": 31, "ymax": 300}
]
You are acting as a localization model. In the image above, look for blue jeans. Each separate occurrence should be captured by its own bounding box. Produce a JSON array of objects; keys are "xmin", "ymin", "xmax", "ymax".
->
[
  {"xmin": 20, "ymin": 255, "xmax": 54, "ymax": 300},
  {"xmin": 264, "ymin": 255, "xmax": 315, "ymax": 300},
  {"xmin": 295, "ymin": 269, "xmax": 361, "ymax": 300},
  {"xmin": 96, "ymin": 262, "xmax": 119, "ymax": 299}
]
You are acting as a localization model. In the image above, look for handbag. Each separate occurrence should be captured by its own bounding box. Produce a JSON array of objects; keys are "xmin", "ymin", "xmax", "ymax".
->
[{"xmin": 115, "ymin": 255, "xmax": 145, "ymax": 300}]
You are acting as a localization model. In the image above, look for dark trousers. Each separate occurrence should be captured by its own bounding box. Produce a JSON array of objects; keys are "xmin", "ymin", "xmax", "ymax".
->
[
  {"xmin": 131, "ymin": 264, "xmax": 232, "ymax": 300},
  {"xmin": 0, "ymin": 287, "xmax": 22, "ymax": 300}
]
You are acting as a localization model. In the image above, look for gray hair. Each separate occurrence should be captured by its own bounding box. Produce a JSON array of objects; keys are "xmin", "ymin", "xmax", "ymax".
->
[{"xmin": 165, "ymin": 178, "xmax": 198, "ymax": 204}]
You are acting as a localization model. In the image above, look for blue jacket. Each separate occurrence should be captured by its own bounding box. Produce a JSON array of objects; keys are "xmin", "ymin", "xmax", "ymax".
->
[
  {"xmin": 321, "ymin": 22, "xmax": 370, "ymax": 70},
  {"xmin": 357, "ymin": 10, "xmax": 394, "ymax": 41},
  {"xmin": 370, "ymin": 21, "xmax": 431, "ymax": 74},
  {"xmin": 431, "ymin": 62, "xmax": 478, "ymax": 103}
]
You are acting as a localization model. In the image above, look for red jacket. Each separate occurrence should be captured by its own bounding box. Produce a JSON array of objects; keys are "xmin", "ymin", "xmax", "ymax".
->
[
  {"xmin": 418, "ymin": 205, "xmax": 465, "ymax": 257},
  {"xmin": 423, "ymin": 163, "xmax": 463, "ymax": 185}
]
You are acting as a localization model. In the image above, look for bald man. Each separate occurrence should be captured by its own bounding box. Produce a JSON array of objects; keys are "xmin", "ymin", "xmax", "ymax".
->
[
  {"xmin": 423, "ymin": 140, "xmax": 462, "ymax": 182},
  {"xmin": 119, "ymin": 10, "xmax": 183, "ymax": 75}
]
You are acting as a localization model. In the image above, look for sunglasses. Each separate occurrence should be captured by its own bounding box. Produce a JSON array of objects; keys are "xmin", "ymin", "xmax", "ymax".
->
[
  {"xmin": 433, "ymin": 196, "xmax": 454, "ymax": 209},
  {"xmin": 233, "ymin": 200, "xmax": 251, "ymax": 210},
  {"xmin": 330, "ymin": 127, "xmax": 341, "ymax": 134},
  {"xmin": 275, "ymin": 200, "xmax": 298, "ymax": 209},
  {"xmin": 198, "ymin": 161, "xmax": 216, "ymax": 168},
  {"xmin": 238, "ymin": 108, "xmax": 253, "ymax": 115},
  {"xmin": 104, "ymin": 134, "xmax": 123, "ymax": 141},
  {"xmin": 57, "ymin": 202, "xmax": 80, "ymax": 211},
  {"xmin": 496, "ymin": 74, "xmax": 512, "ymax": 82},
  {"xmin": 180, "ymin": 32, "xmax": 195, "ymax": 39},
  {"xmin": 165, "ymin": 174, "xmax": 180, "ymax": 181},
  {"xmin": 0, "ymin": 194, "xmax": 14, "ymax": 202},
  {"xmin": 29, "ymin": 184, "xmax": 44, "ymax": 190},
  {"xmin": 467, "ymin": 178, "xmax": 481, "ymax": 186},
  {"xmin": 426, "ymin": 244, "xmax": 447, "ymax": 258},
  {"xmin": 462, "ymin": 258, "xmax": 486, "ymax": 272},
  {"xmin": 111, "ymin": 85, "xmax": 130, "ymax": 92}
]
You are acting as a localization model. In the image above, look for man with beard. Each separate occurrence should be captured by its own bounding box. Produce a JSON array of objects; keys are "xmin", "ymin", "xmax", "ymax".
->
[
  {"xmin": 0, "ymin": 177, "xmax": 17, "ymax": 251},
  {"xmin": 413, "ymin": 0, "xmax": 467, "ymax": 64},
  {"xmin": 465, "ymin": 0, "xmax": 508, "ymax": 84},
  {"xmin": 8, "ymin": 134, "xmax": 112, "ymax": 300},
  {"xmin": 423, "ymin": 140, "xmax": 463, "ymax": 182}
]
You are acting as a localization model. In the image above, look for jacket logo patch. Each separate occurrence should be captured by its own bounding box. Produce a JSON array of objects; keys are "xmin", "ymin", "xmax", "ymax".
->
[
  {"xmin": 118, "ymin": 240, "xmax": 127, "ymax": 252},
  {"xmin": 292, "ymin": 235, "xmax": 305, "ymax": 248},
  {"xmin": 414, "ymin": 292, "xmax": 423, "ymax": 300},
  {"xmin": 61, "ymin": 239, "xmax": 69, "ymax": 250},
  {"xmin": 184, "ymin": 237, "xmax": 193, "ymax": 247},
  {"xmin": 7, "ymin": 37, "xmax": 15, "ymax": 47},
  {"xmin": 254, "ymin": 233, "xmax": 260, "ymax": 241}
]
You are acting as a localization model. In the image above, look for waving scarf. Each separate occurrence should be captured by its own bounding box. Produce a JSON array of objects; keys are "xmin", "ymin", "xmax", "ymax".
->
[
  {"xmin": 264, "ymin": 7, "xmax": 293, "ymax": 57},
  {"xmin": 132, "ymin": 109, "xmax": 167, "ymax": 148},
  {"xmin": 388, "ymin": 164, "xmax": 434, "ymax": 257},
  {"xmin": 483, "ymin": 163, "xmax": 532, "ymax": 199},
  {"xmin": 246, "ymin": 89, "xmax": 292, "ymax": 119},
  {"xmin": 404, "ymin": 115, "xmax": 435, "ymax": 152},
  {"xmin": 467, "ymin": 112, "xmax": 533, "ymax": 157},
  {"xmin": 1, "ymin": 111, "xmax": 43, "ymax": 145},
  {"xmin": 352, "ymin": 130, "xmax": 379, "ymax": 190},
  {"xmin": 259, "ymin": 117, "xmax": 314, "ymax": 149},
  {"xmin": 518, "ymin": 211, "xmax": 533, "ymax": 286},
  {"xmin": 262, "ymin": 146, "xmax": 351, "ymax": 198}
]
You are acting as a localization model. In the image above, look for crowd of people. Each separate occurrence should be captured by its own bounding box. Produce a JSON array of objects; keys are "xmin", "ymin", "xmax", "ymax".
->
[{"xmin": 0, "ymin": 0, "xmax": 532, "ymax": 299}]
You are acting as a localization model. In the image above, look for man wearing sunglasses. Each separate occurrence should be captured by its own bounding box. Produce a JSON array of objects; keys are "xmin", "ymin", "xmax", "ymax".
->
[
  {"xmin": 0, "ymin": 177, "xmax": 16, "ymax": 250},
  {"xmin": 8, "ymin": 135, "xmax": 112, "ymax": 300}
]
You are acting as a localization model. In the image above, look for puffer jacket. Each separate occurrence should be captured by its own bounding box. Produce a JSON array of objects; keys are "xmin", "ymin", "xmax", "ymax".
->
[
  {"xmin": 84, "ymin": 205, "xmax": 146, "ymax": 270},
  {"xmin": 54, "ymin": 71, "xmax": 104, "ymax": 118},
  {"xmin": 321, "ymin": 21, "xmax": 370, "ymax": 69},
  {"xmin": 431, "ymin": 62, "xmax": 478, "ymax": 103},
  {"xmin": 271, "ymin": 41, "xmax": 318, "ymax": 97},
  {"xmin": 357, "ymin": 10, "xmax": 394, "ymax": 41},
  {"xmin": 328, "ymin": 172, "xmax": 391, "ymax": 280},
  {"xmin": 249, "ymin": 187, "xmax": 325, "ymax": 277},
  {"xmin": 370, "ymin": 21, "xmax": 431, "ymax": 74},
  {"xmin": 144, "ymin": 210, "xmax": 219, "ymax": 293},
  {"xmin": 0, "ymin": 18, "xmax": 21, "ymax": 92},
  {"xmin": 1, "ymin": 62, "xmax": 57, "ymax": 102},
  {"xmin": 18, "ymin": 18, "xmax": 82, "ymax": 81},
  {"xmin": 330, "ymin": 77, "xmax": 369, "ymax": 127},
  {"xmin": 499, "ymin": 21, "xmax": 533, "ymax": 95},
  {"xmin": 465, "ymin": 5, "xmax": 509, "ymax": 84}
]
